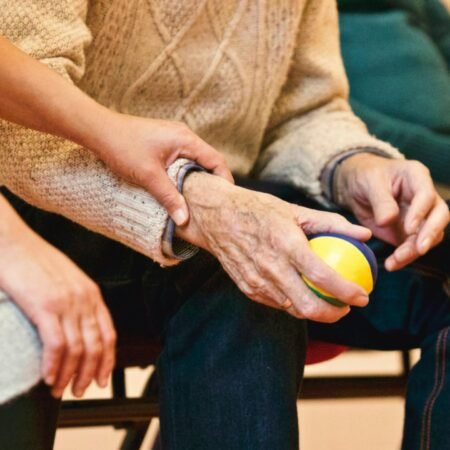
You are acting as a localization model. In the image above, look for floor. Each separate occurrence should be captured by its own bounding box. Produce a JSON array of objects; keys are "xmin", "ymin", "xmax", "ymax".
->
[{"xmin": 55, "ymin": 349, "xmax": 418, "ymax": 450}]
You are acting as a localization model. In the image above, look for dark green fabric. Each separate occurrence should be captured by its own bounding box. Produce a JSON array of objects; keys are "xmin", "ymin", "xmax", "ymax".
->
[{"xmin": 338, "ymin": 1, "xmax": 450, "ymax": 184}]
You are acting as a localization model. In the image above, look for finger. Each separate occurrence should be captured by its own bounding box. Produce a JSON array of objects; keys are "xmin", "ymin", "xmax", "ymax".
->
[
  {"xmin": 95, "ymin": 304, "xmax": 117, "ymax": 387},
  {"xmin": 142, "ymin": 165, "xmax": 189, "ymax": 226},
  {"xmin": 280, "ymin": 263, "xmax": 351, "ymax": 323},
  {"xmin": 298, "ymin": 209, "xmax": 372, "ymax": 241},
  {"xmin": 416, "ymin": 198, "xmax": 450, "ymax": 255},
  {"xmin": 179, "ymin": 139, "xmax": 234, "ymax": 184},
  {"xmin": 286, "ymin": 234, "xmax": 369, "ymax": 307},
  {"xmin": 52, "ymin": 316, "xmax": 83, "ymax": 398},
  {"xmin": 72, "ymin": 315, "xmax": 103, "ymax": 397},
  {"xmin": 37, "ymin": 315, "xmax": 66, "ymax": 386},
  {"xmin": 366, "ymin": 181, "xmax": 400, "ymax": 226},
  {"xmin": 385, "ymin": 234, "xmax": 419, "ymax": 271},
  {"xmin": 404, "ymin": 187, "xmax": 436, "ymax": 235},
  {"xmin": 251, "ymin": 257, "xmax": 351, "ymax": 322}
]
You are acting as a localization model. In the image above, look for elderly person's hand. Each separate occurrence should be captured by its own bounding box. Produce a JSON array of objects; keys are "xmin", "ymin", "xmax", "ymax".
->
[
  {"xmin": 176, "ymin": 172, "xmax": 372, "ymax": 323},
  {"xmin": 0, "ymin": 196, "xmax": 116, "ymax": 399},
  {"xmin": 334, "ymin": 154, "xmax": 450, "ymax": 271}
]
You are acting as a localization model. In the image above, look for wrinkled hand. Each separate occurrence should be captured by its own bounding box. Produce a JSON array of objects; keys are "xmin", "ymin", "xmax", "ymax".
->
[
  {"xmin": 334, "ymin": 154, "xmax": 449, "ymax": 271},
  {"xmin": 176, "ymin": 173, "xmax": 372, "ymax": 323},
  {"xmin": 91, "ymin": 114, "xmax": 233, "ymax": 225},
  {"xmin": 0, "ymin": 198, "xmax": 116, "ymax": 398}
]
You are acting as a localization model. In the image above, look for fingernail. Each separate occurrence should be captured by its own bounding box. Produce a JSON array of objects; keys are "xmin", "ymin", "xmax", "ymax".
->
[
  {"xmin": 420, "ymin": 237, "xmax": 431, "ymax": 254},
  {"xmin": 385, "ymin": 259, "xmax": 394, "ymax": 271},
  {"xmin": 99, "ymin": 378, "xmax": 107, "ymax": 388},
  {"xmin": 173, "ymin": 208, "xmax": 188, "ymax": 226}
]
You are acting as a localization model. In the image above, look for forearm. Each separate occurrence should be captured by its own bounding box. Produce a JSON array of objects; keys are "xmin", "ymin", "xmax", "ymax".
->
[
  {"xmin": 0, "ymin": 194, "xmax": 26, "ymax": 247},
  {"xmin": 0, "ymin": 35, "xmax": 114, "ymax": 153}
]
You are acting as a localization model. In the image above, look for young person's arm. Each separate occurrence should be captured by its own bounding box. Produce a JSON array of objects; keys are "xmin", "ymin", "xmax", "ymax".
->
[
  {"xmin": 0, "ymin": 194, "xmax": 116, "ymax": 398},
  {"xmin": 0, "ymin": 35, "xmax": 231, "ymax": 228}
]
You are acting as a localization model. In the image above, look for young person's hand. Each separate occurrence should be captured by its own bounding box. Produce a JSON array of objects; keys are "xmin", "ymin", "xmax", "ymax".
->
[
  {"xmin": 0, "ymin": 196, "xmax": 116, "ymax": 399},
  {"xmin": 88, "ymin": 114, "xmax": 233, "ymax": 226},
  {"xmin": 334, "ymin": 154, "xmax": 449, "ymax": 271},
  {"xmin": 176, "ymin": 172, "xmax": 372, "ymax": 323}
]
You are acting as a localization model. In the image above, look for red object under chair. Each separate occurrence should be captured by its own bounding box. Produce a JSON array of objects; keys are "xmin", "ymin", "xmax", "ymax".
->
[{"xmin": 305, "ymin": 341, "xmax": 348, "ymax": 365}]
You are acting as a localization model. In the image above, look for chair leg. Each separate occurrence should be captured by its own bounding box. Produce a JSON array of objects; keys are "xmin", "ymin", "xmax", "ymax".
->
[
  {"xmin": 112, "ymin": 368, "xmax": 127, "ymax": 399},
  {"xmin": 119, "ymin": 368, "xmax": 159, "ymax": 450},
  {"xmin": 151, "ymin": 430, "xmax": 162, "ymax": 450}
]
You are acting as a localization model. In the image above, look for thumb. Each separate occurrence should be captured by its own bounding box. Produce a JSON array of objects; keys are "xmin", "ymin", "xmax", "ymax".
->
[
  {"xmin": 367, "ymin": 184, "xmax": 400, "ymax": 226},
  {"xmin": 299, "ymin": 209, "xmax": 371, "ymax": 242},
  {"xmin": 143, "ymin": 167, "xmax": 189, "ymax": 226}
]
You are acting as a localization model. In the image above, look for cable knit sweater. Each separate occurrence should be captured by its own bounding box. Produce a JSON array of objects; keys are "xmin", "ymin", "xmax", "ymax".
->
[{"xmin": 0, "ymin": 0, "xmax": 403, "ymax": 402}]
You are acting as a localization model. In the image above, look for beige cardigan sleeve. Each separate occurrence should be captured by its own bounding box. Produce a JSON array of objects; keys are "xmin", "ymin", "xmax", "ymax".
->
[
  {"xmin": 0, "ymin": 0, "xmax": 186, "ymax": 266},
  {"xmin": 255, "ymin": 0, "xmax": 404, "ymax": 203}
]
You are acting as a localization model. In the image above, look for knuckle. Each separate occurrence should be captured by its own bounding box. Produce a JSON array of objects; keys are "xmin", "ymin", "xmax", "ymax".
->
[
  {"xmin": 104, "ymin": 330, "xmax": 117, "ymax": 347},
  {"xmin": 330, "ymin": 212, "xmax": 347, "ymax": 224},
  {"xmin": 86, "ymin": 282, "xmax": 102, "ymax": 300},
  {"xmin": 175, "ymin": 123, "xmax": 194, "ymax": 141},
  {"xmin": 69, "ymin": 341, "xmax": 83, "ymax": 358},
  {"xmin": 158, "ymin": 190, "xmax": 180, "ymax": 208},
  {"xmin": 299, "ymin": 301, "xmax": 319, "ymax": 320},
  {"xmin": 409, "ymin": 160, "xmax": 430, "ymax": 175},
  {"xmin": 48, "ymin": 338, "xmax": 65, "ymax": 354},
  {"xmin": 303, "ymin": 266, "xmax": 327, "ymax": 287},
  {"xmin": 41, "ymin": 291, "xmax": 64, "ymax": 311},
  {"xmin": 86, "ymin": 342, "xmax": 103, "ymax": 358},
  {"xmin": 238, "ymin": 281, "xmax": 253, "ymax": 297}
]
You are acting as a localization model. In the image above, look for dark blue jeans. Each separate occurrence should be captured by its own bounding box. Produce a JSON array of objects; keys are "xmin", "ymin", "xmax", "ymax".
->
[{"xmin": 1, "ymin": 185, "xmax": 449, "ymax": 450}]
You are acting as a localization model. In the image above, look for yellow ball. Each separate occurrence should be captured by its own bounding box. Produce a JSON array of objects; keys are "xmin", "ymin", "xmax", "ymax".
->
[{"xmin": 302, "ymin": 233, "xmax": 378, "ymax": 307}]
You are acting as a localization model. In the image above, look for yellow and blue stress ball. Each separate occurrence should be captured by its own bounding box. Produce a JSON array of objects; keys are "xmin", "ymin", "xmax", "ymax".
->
[{"xmin": 302, "ymin": 233, "xmax": 378, "ymax": 307}]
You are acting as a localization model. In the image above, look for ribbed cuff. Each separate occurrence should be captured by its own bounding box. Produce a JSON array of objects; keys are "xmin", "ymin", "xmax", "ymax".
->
[
  {"xmin": 111, "ymin": 159, "xmax": 200, "ymax": 267},
  {"xmin": 162, "ymin": 163, "xmax": 206, "ymax": 260}
]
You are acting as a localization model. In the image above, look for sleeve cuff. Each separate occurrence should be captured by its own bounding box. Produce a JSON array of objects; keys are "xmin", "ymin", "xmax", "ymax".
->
[{"xmin": 162, "ymin": 163, "xmax": 206, "ymax": 260}]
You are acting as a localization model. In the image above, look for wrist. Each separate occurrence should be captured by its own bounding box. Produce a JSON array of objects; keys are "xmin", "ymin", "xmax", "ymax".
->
[
  {"xmin": 73, "ymin": 106, "xmax": 120, "ymax": 156},
  {"xmin": 334, "ymin": 153, "xmax": 386, "ymax": 206},
  {"xmin": 175, "ymin": 171, "xmax": 237, "ymax": 251}
]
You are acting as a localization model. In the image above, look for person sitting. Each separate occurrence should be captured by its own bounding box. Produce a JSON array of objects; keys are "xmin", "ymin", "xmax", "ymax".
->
[{"xmin": 0, "ymin": 2, "xmax": 448, "ymax": 449}]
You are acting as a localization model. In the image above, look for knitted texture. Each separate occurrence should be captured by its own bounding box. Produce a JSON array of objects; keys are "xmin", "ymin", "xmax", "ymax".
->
[
  {"xmin": 0, "ymin": 1, "xmax": 402, "ymax": 251},
  {"xmin": 0, "ymin": 291, "xmax": 41, "ymax": 404},
  {"xmin": 0, "ymin": 0, "xmax": 404, "ymax": 402}
]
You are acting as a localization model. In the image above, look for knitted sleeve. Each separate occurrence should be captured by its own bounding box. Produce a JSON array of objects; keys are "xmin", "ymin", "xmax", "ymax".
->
[
  {"xmin": 0, "ymin": 0, "xmax": 189, "ymax": 266},
  {"xmin": 255, "ymin": 0, "xmax": 404, "ymax": 204}
]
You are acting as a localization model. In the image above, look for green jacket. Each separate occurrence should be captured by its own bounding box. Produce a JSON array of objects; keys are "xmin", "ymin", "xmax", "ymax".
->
[{"xmin": 338, "ymin": 0, "xmax": 450, "ymax": 183}]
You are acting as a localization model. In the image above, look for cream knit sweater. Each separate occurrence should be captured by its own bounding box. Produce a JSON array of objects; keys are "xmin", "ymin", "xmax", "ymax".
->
[
  {"xmin": 0, "ymin": 0, "xmax": 403, "ymax": 402},
  {"xmin": 0, "ymin": 0, "xmax": 402, "ymax": 265}
]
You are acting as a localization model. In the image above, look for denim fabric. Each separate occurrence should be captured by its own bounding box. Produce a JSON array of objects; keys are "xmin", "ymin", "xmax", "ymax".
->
[
  {"xmin": 1, "ymin": 185, "xmax": 449, "ymax": 450},
  {"xmin": 309, "ymin": 234, "xmax": 450, "ymax": 450}
]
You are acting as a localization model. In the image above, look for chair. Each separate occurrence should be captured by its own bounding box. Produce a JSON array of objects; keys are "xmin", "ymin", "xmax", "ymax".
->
[{"xmin": 58, "ymin": 335, "xmax": 412, "ymax": 450}]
